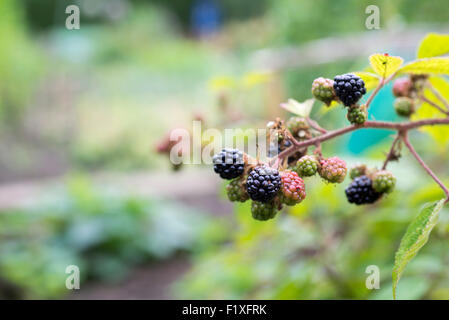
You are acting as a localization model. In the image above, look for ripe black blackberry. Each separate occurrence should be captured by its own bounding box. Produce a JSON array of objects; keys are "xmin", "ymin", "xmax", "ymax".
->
[
  {"xmin": 213, "ymin": 148, "xmax": 244, "ymax": 180},
  {"xmin": 345, "ymin": 175, "xmax": 382, "ymax": 205},
  {"xmin": 333, "ymin": 74, "xmax": 367, "ymax": 106},
  {"xmin": 246, "ymin": 166, "xmax": 281, "ymax": 203}
]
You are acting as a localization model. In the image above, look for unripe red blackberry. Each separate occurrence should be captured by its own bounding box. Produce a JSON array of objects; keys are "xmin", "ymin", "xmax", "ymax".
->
[
  {"xmin": 392, "ymin": 77, "xmax": 413, "ymax": 97},
  {"xmin": 280, "ymin": 170, "xmax": 306, "ymax": 206},
  {"xmin": 319, "ymin": 157, "xmax": 347, "ymax": 183},
  {"xmin": 372, "ymin": 170, "xmax": 396, "ymax": 194},
  {"xmin": 347, "ymin": 106, "xmax": 367, "ymax": 125},
  {"xmin": 293, "ymin": 155, "xmax": 319, "ymax": 177},
  {"xmin": 246, "ymin": 166, "xmax": 281, "ymax": 203},
  {"xmin": 251, "ymin": 201, "xmax": 278, "ymax": 221},
  {"xmin": 213, "ymin": 148, "xmax": 245, "ymax": 180},
  {"xmin": 226, "ymin": 177, "xmax": 249, "ymax": 202},
  {"xmin": 349, "ymin": 163, "xmax": 367, "ymax": 180},
  {"xmin": 312, "ymin": 77, "xmax": 335, "ymax": 106},
  {"xmin": 394, "ymin": 97, "xmax": 415, "ymax": 117},
  {"xmin": 345, "ymin": 175, "xmax": 382, "ymax": 205},
  {"xmin": 333, "ymin": 74, "xmax": 366, "ymax": 106},
  {"xmin": 286, "ymin": 116, "xmax": 309, "ymax": 136}
]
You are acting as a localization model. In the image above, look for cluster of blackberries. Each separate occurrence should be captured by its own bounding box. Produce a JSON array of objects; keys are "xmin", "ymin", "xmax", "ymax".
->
[
  {"xmin": 345, "ymin": 166, "xmax": 396, "ymax": 205},
  {"xmin": 311, "ymin": 74, "xmax": 367, "ymax": 125},
  {"xmin": 213, "ymin": 148, "xmax": 311, "ymax": 221},
  {"xmin": 213, "ymin": 145, "xmax": 354, "ymax": 220}
]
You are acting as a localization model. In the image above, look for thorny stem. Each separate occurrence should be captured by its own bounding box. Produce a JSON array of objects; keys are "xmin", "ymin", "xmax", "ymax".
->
[
  {"xmin": 277, "ymin": 117, "xmax": 449, "ymax": 161},
  {"xmin": 275, "ymin": 117, "xmax": 449, "ymax": 203},
  {"xmin": 382, "ymin": 134, "xmax": 401, "ymax": 170},
  {"xmin": 402, "ymin": 133, "xmax": 449, "ymax": 203}
]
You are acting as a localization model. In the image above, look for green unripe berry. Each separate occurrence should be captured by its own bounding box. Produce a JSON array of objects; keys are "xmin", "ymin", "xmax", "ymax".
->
[
  {"xmin": 349, "ymin": 163, "xmax": 367, "ymax": 180},
  {"xmin": 226, "ymin": 178, "xmax": 249, "ymax": 202},
  {"xmin": 311, "ymin": 77, "xmax": 335, "ymax": 106},
  {"xmin": 372, "ymin": 170, "xmax": 396, "ymax": 194},
  {"xmin": 251, "ymin": 201, "xmax": 278, "ymax": 221},
  {"xmin": 347, "ymin": 106, "xmax": 367, "ymax": 125},
  {"xmin": 293, "ymin": 155, "xmax": 319, "ymax": 177},
  {"xmin": 286, "ymin": 116, "xmax": 309, "ymax": 136},
  {"xmin": 394, "ymin": 97, "xmax": 415, "ymax": 117}
]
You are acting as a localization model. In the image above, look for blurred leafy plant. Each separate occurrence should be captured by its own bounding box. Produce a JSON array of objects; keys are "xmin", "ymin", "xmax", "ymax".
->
[{"xmin": 0, "ymin": 175, "xmax": 227, "ymax": 298}]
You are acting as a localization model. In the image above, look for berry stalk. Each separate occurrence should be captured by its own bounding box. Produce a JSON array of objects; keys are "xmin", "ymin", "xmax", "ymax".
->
[{"xmin": 401, "ymin": 133, "xmax": 449, "ymax": 203}]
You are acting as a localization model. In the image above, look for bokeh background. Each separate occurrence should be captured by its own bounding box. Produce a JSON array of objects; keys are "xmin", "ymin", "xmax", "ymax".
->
[{"xmin": 1, "ymin": 0, "xmax": 449, "ymax": 299}]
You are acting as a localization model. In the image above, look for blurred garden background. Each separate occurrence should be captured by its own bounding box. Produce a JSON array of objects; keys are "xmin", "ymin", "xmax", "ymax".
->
[{"xmin": 1, "ymin": 0, "xmax": 449, "ymax": 299}]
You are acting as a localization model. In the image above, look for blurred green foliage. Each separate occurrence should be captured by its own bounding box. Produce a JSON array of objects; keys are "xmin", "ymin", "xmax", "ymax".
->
[
  {"xmin": 0, "ymin": 0, "xmax": 43, "ymax": 127},
  {"xmin": 0, "ymin": 175, "xmax": 228, "ymax": 298},
  {"xmin": 176, "ymin": 156, "xmax": 449, "ymax": 300}
]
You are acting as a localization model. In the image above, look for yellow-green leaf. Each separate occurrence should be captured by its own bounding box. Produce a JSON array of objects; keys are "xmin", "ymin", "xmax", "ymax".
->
[
  {"xmin": 280, "ymin": 98, "xmax": 314, "ymax": 117},
  {"xmin": 369, "ymin": 53, "xmax": 404, "ymax": 78},
  {"xmin": 353, "ymin": 71, "xmax": 380, "ymax": 91},
  {"xmin": 417, "ymin": 33, "xmax": 449, "ymax": 59},
  {"xmin": 399, "ymin": 57, "xmax": 449, "ymax": 75},
  {"xmin": 411, "ymin": 76, "xmax": 449, "ymax": 147},
  {"xmin": 392, "ymin": 199, "xmax": 445, "ymax": 299}
]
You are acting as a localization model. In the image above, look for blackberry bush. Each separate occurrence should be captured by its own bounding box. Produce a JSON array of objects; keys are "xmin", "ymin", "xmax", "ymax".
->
[{"xmin": 201, "ymin": 44, "xmax": 449, "ymax": 298}]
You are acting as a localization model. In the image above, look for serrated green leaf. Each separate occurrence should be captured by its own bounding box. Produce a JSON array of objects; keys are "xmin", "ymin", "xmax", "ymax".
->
[
  {"xmin": 392, "ymin": 199, "xmax": 445, "ymax": 299},
  {"xmin": 399, "ymin": 57, "xmax": 449, "ymax": 75},
  {"xmin": 353, "ymin": 71, "xmax": 380, "ymax": 91},
  {"xmin": 417, "ymin": 33, "xmax": 449, "ymax": 59},
  {"xmin": 369, "ymin": 53, "xmax": 404, "ymax": 78},
  {"xmin": 280, "ymin": 98, "xmax": 314, "ymax": 117}
]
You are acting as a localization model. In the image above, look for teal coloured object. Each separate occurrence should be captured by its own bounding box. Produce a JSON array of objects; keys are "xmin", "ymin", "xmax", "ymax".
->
[{"xmin": 347, "ymin": 82, "xmax": 398, "ymax": 154}]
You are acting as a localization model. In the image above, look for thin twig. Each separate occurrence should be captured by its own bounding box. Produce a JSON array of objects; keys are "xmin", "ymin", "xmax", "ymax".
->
[
  {"xmin": 276, "ymin": 117, "xmax": 449, "ymax": 161},
  {"xmin": 382, "ymin": 135, "xmax": 401, "ymax": 170},
  {"xmin": 419, "ymin": 96, "xmax": 449, "ymax": 116},
  {"xmin": 365, "ymin": 78, "xmax": 384, "ymax": 108},
  {"xmin": 365, "ymin": 73, "xmax": 397, "ymax": 109},
  {"xmin": 428, "ymin": 83, "xmax": 449, "ymax": 112},
  {"xmin": 307, "ymin": 117, "xmax": 327, "ymax": 133},
  {"xmin": 402, "ymin": 133, "xmax": 449, "ymax": 203}
]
